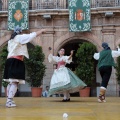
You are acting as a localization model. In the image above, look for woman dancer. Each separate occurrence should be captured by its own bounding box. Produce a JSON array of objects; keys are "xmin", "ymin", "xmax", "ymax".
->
[
  {"xmin": 48, "ymin": 47, "xmax": 87, "ymax": 101},
  {"xmin": 3, "ymin": 25, "xmax": 46, "ymax": 107},
  {"xmin": 94, "ymin": 42, "xmax": 120, "ymax": 103}
]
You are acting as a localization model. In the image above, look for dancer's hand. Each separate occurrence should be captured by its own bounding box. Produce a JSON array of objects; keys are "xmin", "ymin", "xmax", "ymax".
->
[
  {"xmin": 48, "ymin": 47, "xmax": 52, "ymax": 54},
  {"xmin": 36, "ymin": 29, "xmax": 46, "ymax": 36},
  {"xmin": 70, "ymin": 50, "xmax": 74, "ymax": 55},
  {"xmin": 117, "ymin": 46, "xmax": 120, "ymax": 49},
  {"xmin": 48, "ymin": 47, "xmax": 52, "ymax": 51},
  {"xmin": 41, "ymin": 29, "xmax": 46, "ymax": 34}
]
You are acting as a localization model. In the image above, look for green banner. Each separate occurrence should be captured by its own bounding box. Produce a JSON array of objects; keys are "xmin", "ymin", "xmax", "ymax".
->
[
  {"xmin": 69, "ymin": 0, "xmax": 91, "ymax": 32},
  {"xmin": 8, "ymin": 0, "xmax": 29, "ymax": 30}
]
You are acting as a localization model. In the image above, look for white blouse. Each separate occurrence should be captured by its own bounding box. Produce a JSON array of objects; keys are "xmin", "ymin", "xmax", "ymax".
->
[
  {"xmin": 94, "ymin": 48, "xmax": 120, "ymax": 60},
  {"xmin": 48, "ymin": 54, "xmax": 72, "ymax": 64},
  {"xmin": 14, "ymin": 32, "xmax": 36, "ymax": 44},
  {"xmin": 7, "ymin": 32, "xmax": 37, "ymax": 58}
]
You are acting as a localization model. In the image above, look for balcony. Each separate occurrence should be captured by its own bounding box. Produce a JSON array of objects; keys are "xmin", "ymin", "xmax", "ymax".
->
[
  {"xmin": 0, "ymin": 0, "xmax": 120, "ymax": 11},
  {"xmin": 91, "ymin": 0, "xmax": 120, "ymax": 8}
]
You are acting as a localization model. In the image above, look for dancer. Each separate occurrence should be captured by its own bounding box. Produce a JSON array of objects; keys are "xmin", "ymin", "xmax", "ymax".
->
[
  {"xmin": 48, "ymin": 47, "xmax": 87, "ymax": 101},
  {"xmin": 94, "ymin": 42, "xmax": 120, "ymax": 103},
  {"xmin": 3, "ymin": 25, "xmax": 46, "ymax": 107}
]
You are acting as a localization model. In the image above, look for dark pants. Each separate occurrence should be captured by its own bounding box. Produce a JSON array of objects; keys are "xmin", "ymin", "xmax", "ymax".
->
[{"xmin": 99, "ymin": 66, "xmax": 112, "ymax": 88}]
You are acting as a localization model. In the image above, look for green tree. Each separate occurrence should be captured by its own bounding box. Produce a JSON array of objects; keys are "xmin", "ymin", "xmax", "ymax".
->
[
  {"xmin": 115, "ymin": 55, "xmax": 120, "ymax": 85},
  {"xmin": 0, "ymin": 45, "xmax": 9, "ymax": 87},
  {"xmin": 25, "ymin": 45, "xmax": 46, "ymax": 87},
  {"xmin": 75, "ymin": 42, "xmax": 97, "ymax": 86}
]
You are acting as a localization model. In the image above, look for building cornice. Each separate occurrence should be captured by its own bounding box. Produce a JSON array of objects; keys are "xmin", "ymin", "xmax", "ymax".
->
[{"xmin": 0, "ymin": 7, "xmax": 120, "ymax": 17}]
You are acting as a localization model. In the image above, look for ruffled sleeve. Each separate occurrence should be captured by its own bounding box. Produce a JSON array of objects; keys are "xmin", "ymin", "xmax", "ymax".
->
[
  {"xmin": 93, "ymin": 53, "xmax": 100, "ymax": 60},
  {"xmin": 63, "ymin": 56, "xmax": 72, "ymax": 64},
  {"xmin": 112, "ymin": 48, "xmax": 120, "ymax": 57},
  {"xmin": 48, "ymin": 54, "xmax": 58, "ymax": 63}
]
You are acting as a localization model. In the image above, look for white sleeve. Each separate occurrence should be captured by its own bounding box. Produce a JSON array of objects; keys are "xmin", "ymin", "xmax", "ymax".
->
[
  {"xmin": 15, "ymin": 32, "xmax": 37, "ymax": 44},
  {"xmin": 48, "ymin": 54, "xmax": 58, "ymax": 63},
  {"xmin": 63, "ymin": 56, "xmax": 72, "ymax": 64},
  {"xmin": 112, "ymin": 49, "xmax": 120, "ymax": 57},
  {"xmin": 93, "ymin": 53, "xmax": 100, "ymax": 60}
]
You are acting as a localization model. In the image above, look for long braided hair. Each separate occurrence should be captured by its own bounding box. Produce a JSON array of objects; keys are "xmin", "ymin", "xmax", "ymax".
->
[{"xmin": 10, "ymin": 32, "xmax": 18, "ymax": 40}]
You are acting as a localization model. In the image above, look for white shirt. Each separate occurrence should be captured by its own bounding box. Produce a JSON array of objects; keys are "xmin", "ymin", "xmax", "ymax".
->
[
  {"xmin": 48, "ymin": 54, "xmax": 72, "ymax": 64},
  {"xmin": 7, "ymin": 32, "xmax": 37, "ymax": 58},
  {"xmin": 93, "ymin": 48, "xmax": 120, "ymax": 60},
  {"xmin": 15, "ymin": 32, "xmax": 36, "ymax": 44}
]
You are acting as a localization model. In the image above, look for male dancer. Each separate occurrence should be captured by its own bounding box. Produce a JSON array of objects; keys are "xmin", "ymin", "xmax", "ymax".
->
[{"xmin": 94, "ymin": 42, "xmax": 120, "ymax": 102}]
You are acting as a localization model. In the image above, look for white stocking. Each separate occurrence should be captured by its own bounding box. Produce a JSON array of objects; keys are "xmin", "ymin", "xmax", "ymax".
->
[
  {"xmin": 66, "ymin": 91, "xmax": 70, "ymax": 99},
  {"xmin": 7, "ymin": 83, "xmax": 11, "ymax": 97},
  {"xmin": 63, "ymin": 91, "xmax": 67, "ymax": 100},
  {"xmin": 7, "ymin": 83, "xmax": 18, "ymax": 101}
]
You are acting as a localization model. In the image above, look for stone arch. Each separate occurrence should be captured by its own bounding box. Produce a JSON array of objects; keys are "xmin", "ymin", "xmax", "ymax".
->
[{"xmin": 54, "ymin": 32, "xmax": 102, "ymax": 55}]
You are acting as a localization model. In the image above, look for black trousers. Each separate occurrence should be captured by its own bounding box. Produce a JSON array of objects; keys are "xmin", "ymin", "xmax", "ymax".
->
[{"xmin": 99, "ymin": 66, "xmax": 112, "ymax": 88}]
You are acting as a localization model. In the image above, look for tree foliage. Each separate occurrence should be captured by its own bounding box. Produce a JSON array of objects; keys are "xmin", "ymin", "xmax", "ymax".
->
[
  {"xmin": 75, "ymin": 42, "xmax": 97, "ymax": 86},
  {"xmin": 25, "ymin": 45, "xmax": 46, "ymax": 87},
  {"xmin": 0, "ymin": 45, "xmax": 9, "ymax": 87},
  {"xmin": 115, "ymin": 53, "xmax": 120, "ymax": 85}
]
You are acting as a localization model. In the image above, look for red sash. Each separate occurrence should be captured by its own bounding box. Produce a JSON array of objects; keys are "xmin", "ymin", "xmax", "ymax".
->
[
  {"xmin": 57, "ymin": 61, "xmax": 65, "ymax": 69},
  {"xmin": 8, "ymin": 55, "xmax": 24, "ymax": 61}
]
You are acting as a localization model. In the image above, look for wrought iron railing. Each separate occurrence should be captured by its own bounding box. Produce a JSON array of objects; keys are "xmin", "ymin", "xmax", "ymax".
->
[
  {"xmin": 0, "ymin": 0, "xmax": 120, "ymax": 11},
  {"xmin": 91, "ymin": 0, "xmax": 120, "ymax": 8},
  {"xmin": 35, "ymin": 0, "xmax": 68, "ymax": 9}
]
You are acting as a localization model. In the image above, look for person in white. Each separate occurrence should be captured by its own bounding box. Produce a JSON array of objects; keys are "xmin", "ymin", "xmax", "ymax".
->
[
  {"xmin": 48, "ymin": 47, "xmax": 86, "ymax": 102},
  {"xmin": 3, "ymin": 25, "xmax": 46, "ymax": 107},
  {"xmin": 94, "ymin": 42, "xmax": 120, "ymax": 102}
]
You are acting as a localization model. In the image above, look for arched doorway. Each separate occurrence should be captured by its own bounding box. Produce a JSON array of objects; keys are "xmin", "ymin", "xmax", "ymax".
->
[{"xmin": 59, "ymin": 39, "xmax": 97, "ymax": 97}]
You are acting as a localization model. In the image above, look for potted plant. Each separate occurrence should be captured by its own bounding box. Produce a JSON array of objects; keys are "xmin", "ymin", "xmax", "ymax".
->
[
  {"xmin": 0, "ymin": 45, "xmax": 8, "ymax": 96},
  {"xmin": 25, "ymin": 45, "xmax": 46, "ymax": 97},
  {"xmin": 115, "ymin": 53, "xmax": 120, "ymax": 96},
  {"xmin": 75, "ymin": 42, "xmax": 97, "ymax": 97}
]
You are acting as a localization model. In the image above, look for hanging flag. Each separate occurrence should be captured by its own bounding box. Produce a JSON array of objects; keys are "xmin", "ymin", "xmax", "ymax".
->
[
  {"xmin": 69, "ymin": 0, "xmax": 91, "ymax": 32},
  {"xmin": 8, "ymin": 0, "xmax": 29, "ymax": 30}
]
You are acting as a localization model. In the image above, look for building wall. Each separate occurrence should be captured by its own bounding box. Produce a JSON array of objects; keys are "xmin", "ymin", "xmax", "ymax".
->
[{"xmin": 0, "ymin": 8, "xmax": 120, "ymax": 96}]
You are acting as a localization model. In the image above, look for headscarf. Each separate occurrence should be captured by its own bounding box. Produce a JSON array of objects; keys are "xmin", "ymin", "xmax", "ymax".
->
[
  {"xmin": 14, "ymin": 25, "xmax": 22, "ymax": 34},
  {"xmin": 102, "ymin": 42, "xmax": 109, "ymax": 50}
]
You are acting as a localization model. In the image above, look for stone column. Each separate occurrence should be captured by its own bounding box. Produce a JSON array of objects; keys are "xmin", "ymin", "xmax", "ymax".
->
[
  {"xmin": 32, "ymin": 0, "xmax": 36, "ymax": 10},
  {"xmin": 42, "ymin": 30, "xmax": 54, "ymax": 91},
  {"xmin": 2, "ymin": 0, "xmax": 8, "ymax": 11},
  {"xmin": 91, "ymin": 0, "xmax": 97, "ymax": 8},
  {"xmin": 59, "ymin": 0, "xmax": 66, "ymax": 9}
]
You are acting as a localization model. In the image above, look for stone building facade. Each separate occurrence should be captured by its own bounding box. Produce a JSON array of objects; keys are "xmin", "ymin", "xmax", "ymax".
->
[{"xmin": 0, "ymin": 0, "xmax": 120, "ymax": 96}]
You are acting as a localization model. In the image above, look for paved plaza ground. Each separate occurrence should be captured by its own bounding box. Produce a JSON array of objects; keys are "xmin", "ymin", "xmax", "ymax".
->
[{"xmin": 0, "ymin": 97, "xmax": 120, "ymax": 120}]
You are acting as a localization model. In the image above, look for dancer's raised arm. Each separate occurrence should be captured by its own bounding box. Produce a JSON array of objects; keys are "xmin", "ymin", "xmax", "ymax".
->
[
  {"xmin": 16, "ymin": 29, "xmax": 46, "ymax": 44},
  {"xmin": 68, "ymin": 50, "xmax": 74, "ymax": 60},
  {"xmin": 48, "ymin": 47, "xmax": 58, "ymax": 63}
]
